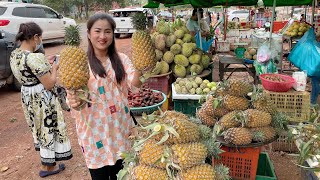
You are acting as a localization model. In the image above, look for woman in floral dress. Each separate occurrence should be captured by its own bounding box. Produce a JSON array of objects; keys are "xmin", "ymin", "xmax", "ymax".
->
[
  {"xmin": 67, "ymin": 13, "xmax": 143, "ymax": 180},
  {"xmin": 10, "ymin": 22, "xmax": 72, "ymax": 177}
]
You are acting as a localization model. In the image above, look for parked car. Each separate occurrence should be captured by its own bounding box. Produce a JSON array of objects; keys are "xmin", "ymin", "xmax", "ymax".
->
[
  {"xmin": 0, "ymin": 30, "xmax": 20, "ymax": 90},
  {"xmin": 110, "ymin": 8, "xmax": 157, "ymax": 38},
  {"xmin": 157, "ymin": 11, "xmax": 173, "ymax": 22},
  {"xmin": 0, "ymin": 2, "xmax": 76, "ymax": 44},
  {"xmin": 228, "ymin": 9, "xmax": 249, "ymax": 22}
]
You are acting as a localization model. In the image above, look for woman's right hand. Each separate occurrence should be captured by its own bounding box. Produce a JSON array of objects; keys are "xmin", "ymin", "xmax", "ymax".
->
[{"xmin": 67, "ymin": 90, "xmax": 83, "ymax": 109}]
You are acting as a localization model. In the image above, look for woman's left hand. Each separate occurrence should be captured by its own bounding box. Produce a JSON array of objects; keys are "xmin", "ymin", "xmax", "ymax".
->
[{"xmin": 46, "ymin": 55, "xmax": 56, "ymax": 64}]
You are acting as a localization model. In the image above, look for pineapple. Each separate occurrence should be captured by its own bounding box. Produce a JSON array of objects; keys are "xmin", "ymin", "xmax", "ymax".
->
[
  {"xmin": 221, "ymin": 79, "xmax": 253, "ymax": 97},
  {"xmin": 218, "ymin": 111, "xmax": 241, "ymax": 130},
  {"xmin": 139, "ymin": 140, "xmax": 166, "ymax": 169},
  {"xmin": 223, "ymin": 95, "xmax": 249, "ymax": 111},
  {"xmin": 154, "ymin": 111, "xmax": 200, "ymax": 144},
  {"xmin": 131, "ymin": 12, "xmax": 156, "ymax": 71},
  {"xmin": 224, "ymin": 127, "xmax": 253, "ymax": 145},
  {"xmin": 251, "ymin": 126, "xmax": 277, "ymax": 142},
  {"xmin": 171, "ymin": 142, "xmax": 207, "ymax": 169},
  {"xmin": 244, "ymin": 109, "xmax": 272, "ymax": 128},
  {"xmin": 202, "ymin": 95, "xmax": 215, "ymax": 116},
  {"xmin": 131, "ymin": 165, "xmax": 168, "ymax": 180},
  {"xmin": 214, "ymin": 107, "xmax": 230, "ymax": 118},
  {"xmin": 197, "ymin": 108, "xmax": 216, "ymax": 127},
  {"xmin": 59, "ymin": 25, "xmax": 89, "ymax": 90},
  {"xmin": 180, "ymin": 164, "xmax": 215, "ymax": 180},
  {"xmin": 251, "ymin": 87, "xmax": 276, "ymax": 114}
]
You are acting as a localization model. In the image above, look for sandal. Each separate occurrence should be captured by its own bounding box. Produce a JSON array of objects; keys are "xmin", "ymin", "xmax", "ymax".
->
[{"xmin": 39, "ymin": 163, "xmax": 65, "ymax": 178}]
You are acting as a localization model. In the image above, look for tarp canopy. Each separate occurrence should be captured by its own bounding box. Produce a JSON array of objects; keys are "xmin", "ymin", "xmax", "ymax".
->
[
  {"xmin": 143, "ymin": 0, "xmax": 258, "ymax": 8},
  {"xmin": 143, "ymin": 0, "xmax": 313, "ymax": 8},
  {"xmin": 263, "ymin": 0, "xmax": 313, "ymax": 7}
]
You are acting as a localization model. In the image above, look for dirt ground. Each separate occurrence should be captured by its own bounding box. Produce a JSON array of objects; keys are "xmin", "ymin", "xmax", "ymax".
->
[{"xmin": 0, "ymin": 27, "xmax": 305, "ymax": 180}]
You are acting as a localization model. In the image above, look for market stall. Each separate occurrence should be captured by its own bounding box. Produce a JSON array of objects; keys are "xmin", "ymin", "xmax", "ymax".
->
[{"xmin": 117, "ymin": 0, "xmax": 320, "ymax": 179}]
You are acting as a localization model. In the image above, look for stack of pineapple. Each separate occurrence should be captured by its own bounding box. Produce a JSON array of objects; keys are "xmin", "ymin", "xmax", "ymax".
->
[
  {"xmin": 150, "ymin": 19, "xmax": 211, "ymax": 77},
  {"xmin": 196, "ymin": 79, "xmax": 288, "ymax": 146},
  {"xmin": 119, "ymin": 111, "xmax": 230, "ymax": 180}
]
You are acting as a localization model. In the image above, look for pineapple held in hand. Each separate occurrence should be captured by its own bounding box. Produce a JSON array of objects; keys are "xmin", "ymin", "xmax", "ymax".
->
[
  {"xmin": 59, "ymin": 25, "xmax": 89, "ymax": 90},
  {"xmin": 131, "ymin": 12, "xmax": 156, "ymax": 72}
]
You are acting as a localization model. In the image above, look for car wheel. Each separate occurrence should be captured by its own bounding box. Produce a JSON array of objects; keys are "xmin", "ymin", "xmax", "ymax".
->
[
  {"xmin": 115, "ymin": 34, "xmax": 121, "ymax": 38},
  {"xmin": 232, "ymin": 17, "xmax": 240, "ymax": 22},
  {"xmin": 11, "ymin": 77, "xmax": 21, "ymax": 91}
]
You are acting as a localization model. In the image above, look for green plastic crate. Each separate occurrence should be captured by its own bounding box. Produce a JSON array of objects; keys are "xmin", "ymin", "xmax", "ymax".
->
[
  {"xmin": 256, "ymin": 152, "xmax": 277, "ymax": 180},
  {"xmin": 173, "ymin": 99, "xmax": 201, "ymax": 116}
]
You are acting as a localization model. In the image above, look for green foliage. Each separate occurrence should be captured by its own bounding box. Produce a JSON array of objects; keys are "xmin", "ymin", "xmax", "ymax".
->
[
  {"xmin": 131, "ymin": 12, "xmax": 148, "ymax": 31},
  {"xmin": 64, "ymin": 25, "xmax": 81, "ymax": 46}
]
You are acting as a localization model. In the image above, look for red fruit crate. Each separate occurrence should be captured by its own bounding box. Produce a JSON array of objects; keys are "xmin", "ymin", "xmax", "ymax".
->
[
  {"xmin": 144, "ymin": 73, "xmax": 171, "ymax": 95},
  {"xmin": 213, "ymin": 146, "xmax": 261, "ymax": 180}
]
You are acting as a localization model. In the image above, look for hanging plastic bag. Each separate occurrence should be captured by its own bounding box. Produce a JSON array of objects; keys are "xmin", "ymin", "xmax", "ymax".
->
[
  {"xmin": 288, "ymin": 28, "xmax": 320, "ymax": 78},
  {"xmin": 195, "ymin": 31, "xmax": 214, "ymax": 52},
  {"xmin": 254, "ymin": 60, "xmax": 277, "ymax": 76},
  {"xmin": 256, "ymin": 43, "xmax": 276, "ymax": 63}
]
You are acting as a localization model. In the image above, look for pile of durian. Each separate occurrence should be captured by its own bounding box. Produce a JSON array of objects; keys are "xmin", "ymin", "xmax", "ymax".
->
[{"xmin": 150, "ymin": 19, "xmax": 211, "ymax": 77}]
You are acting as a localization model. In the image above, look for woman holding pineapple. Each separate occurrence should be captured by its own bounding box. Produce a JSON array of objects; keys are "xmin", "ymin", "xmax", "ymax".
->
[
  {"xmin": 9, "ymin": 22, "xmax": 73, "ymax": 177},
  {"xmin": 67, "ymin": 13, "xmax": 145, "ymax": 180}
]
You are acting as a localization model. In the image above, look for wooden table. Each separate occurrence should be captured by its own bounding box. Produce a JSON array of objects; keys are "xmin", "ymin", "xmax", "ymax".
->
[{"xmin": 218, "ymin": 54, "xmax": 258, "ymax": 84}]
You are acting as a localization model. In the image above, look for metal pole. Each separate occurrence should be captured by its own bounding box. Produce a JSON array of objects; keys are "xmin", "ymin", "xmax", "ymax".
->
[
  {"xmin": 269, "ymin": 0, "xmax": 276, "ymax": 47},
  {"xmin": 197, "ymin": 8, "xmax": 203, "ymax": 50},
  {"xmin": 224, "ymin": 7, "xmax": 227, "ymax": 41},
  {"xmin": 312, "ymin": 0, "xmax": 316, "ymax": 25}
]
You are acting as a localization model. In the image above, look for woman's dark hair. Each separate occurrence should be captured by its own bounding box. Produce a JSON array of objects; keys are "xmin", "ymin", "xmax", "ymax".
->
[
  {"xmin": 15, "ymin": 22, "xmax": 42, "ymax": 42},
  {"xmin": 87, "ymin": 13, "xmax": 125, "ymax": 84},
  {"xmin": 192, "ymin": 8, "xmax": 204, "ymax": 16}
]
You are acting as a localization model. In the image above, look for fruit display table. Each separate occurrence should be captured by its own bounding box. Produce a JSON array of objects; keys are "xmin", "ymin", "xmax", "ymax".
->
[{"xmin": 218, "ymin": 54, "xmax": 258, "ymax": 84}]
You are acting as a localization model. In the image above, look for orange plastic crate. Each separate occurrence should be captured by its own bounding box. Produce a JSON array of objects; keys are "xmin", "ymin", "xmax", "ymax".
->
[{"xmin": 213, "ymin": 146, "xmax": 261, "ymax": 180}]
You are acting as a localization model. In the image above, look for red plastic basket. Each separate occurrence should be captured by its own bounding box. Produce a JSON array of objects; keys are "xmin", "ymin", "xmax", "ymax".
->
[
  {"xmin": 144, "ymin": 72, "xmax": 172, "ymax": 95},
  {"xmin": 213, "ymin": 146, "xmax": 261, "ymax": 180},
  {"xmin": 260, "ymin": 73, "xmax": 295, "ymax": 92}
]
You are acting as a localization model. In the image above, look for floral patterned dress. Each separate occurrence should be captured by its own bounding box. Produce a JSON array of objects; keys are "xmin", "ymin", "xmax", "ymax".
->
[
  {"xmin": 71, "ymin": 53, "xmax": 135, "ymax": 169},
  {"xmin": 10, "ymin": 49, "xmax": 72, "ymax": 166}
]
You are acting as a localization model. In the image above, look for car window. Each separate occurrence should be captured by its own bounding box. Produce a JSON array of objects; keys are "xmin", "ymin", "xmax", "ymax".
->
[
  {"xmin": 43, "ymin": 8, "xmax": 58, "ymax": 18},
  {"xmin": 27, "ymin": 7, "xmax": 45, "ymax": 18},
  {"xmin": 0, "ymin": 7, "xmax": 7, "ymax": 15},
  {"xmin": 12, "ymin": 7, "xmax": 27, "ymax": 17}
]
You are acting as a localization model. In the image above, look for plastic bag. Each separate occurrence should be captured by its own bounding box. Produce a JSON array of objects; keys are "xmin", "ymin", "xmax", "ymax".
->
[
  {"xmin": 254, "ymin": 60, "xmax": 277, "ymax": 76},
  {"xmin": 195, "ymin": 32, "xmax": 214, "ymax": 52},
  {"xmin": 288, "ymin": 28, "xmax": 320, "ymax": 78},
  {"xmin": 292, "ymin": 71, "xmax": 307, "ymax": 91},
  {"xmin": 256, "ymin": 43, "xmax": 276, "ymax": 63}
]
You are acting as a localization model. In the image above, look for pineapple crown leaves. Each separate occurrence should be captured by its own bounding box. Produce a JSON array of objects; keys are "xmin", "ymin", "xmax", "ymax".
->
[
  {"xmin": 213, "ymin": 123, "xmax": 224, "ymax": 137},
  {"xmin": 214, "ymin": 164, "xmax": 231, "ymax": 180},
  {"xmin": 252, "ymin": 131, "xmax": 266, "ymax": 142},
  {"xmin": 64, "ymin": 25, "xmax": 81, "ymax": 46},
  {"xmin": 117, "ymin": 151, "xmax": 138, "ymax": 180},
  {"xmin": 202, "ymin": 138, "xmax": 225, "ymax": 159},
  {"xmin": 198, "ymin": 124, "xmax": 213, "ymax": 139},
  {"xmin": 131, "ymin": 12, "xmax": 148, "ymax": 31},
  {"xmin": 309, "ymin": 106, "xmax": 320, "ymax": 123},
  {"xmin": 271, "ymin": 111, "xmax": 289, "ymax": 132},
  {"xmin": 234, "ymin": 111, "xmax": 248, "ymax": 127},
  {"xmin": 297, "ymin": 136, "xmax": 319, "ymax": 165},
  {"xmin": 249, "ymin": 84, "xmax": 264, "ymax": 102},
  {"xmin": 133, "ymin": 122, "xmax": 179, "ymax": 149}
]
